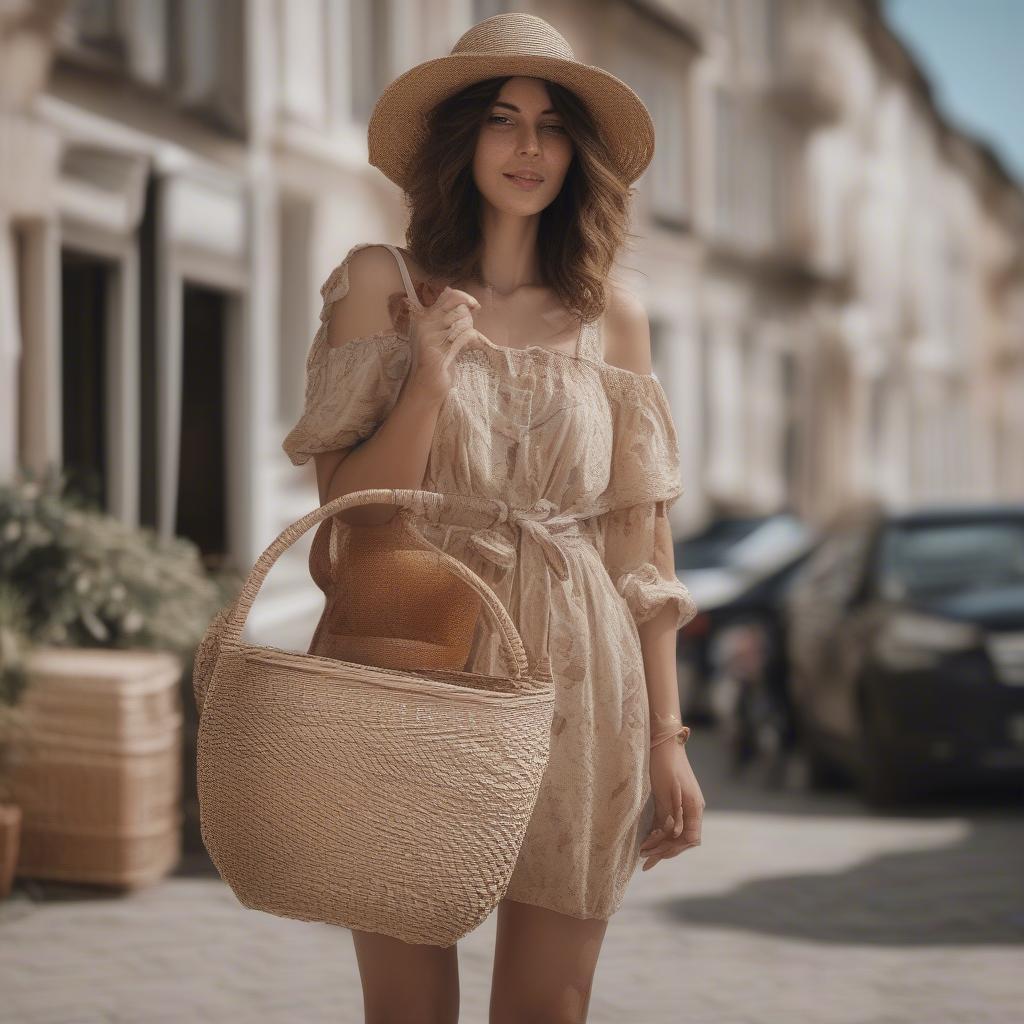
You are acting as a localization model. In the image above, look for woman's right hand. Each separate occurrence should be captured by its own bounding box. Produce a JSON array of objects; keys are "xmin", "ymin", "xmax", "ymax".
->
[{"xmin": 403, "ymin": 284, "xmax": 482, "ymax": 404}]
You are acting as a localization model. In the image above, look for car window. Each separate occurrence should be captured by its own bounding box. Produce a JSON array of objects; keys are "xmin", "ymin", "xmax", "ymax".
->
[
  {"xmin": 876, "ymin": 519, "xmax": 1024, "ymax": 598},
  {"xmin": 675, "ymin": 518, "xmax": 767, "ymax": 569}
]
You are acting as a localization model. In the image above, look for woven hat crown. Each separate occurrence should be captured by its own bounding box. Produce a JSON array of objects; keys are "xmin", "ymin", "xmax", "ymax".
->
[{"xmin": 450, "ymin": 13, "xmax": 576, "ymax": 61}]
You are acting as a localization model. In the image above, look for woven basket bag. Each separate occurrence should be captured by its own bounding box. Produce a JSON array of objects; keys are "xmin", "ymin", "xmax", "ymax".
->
[{"xmin": 193, "ymin": 487, "xmax": 555, "ymax": 947}]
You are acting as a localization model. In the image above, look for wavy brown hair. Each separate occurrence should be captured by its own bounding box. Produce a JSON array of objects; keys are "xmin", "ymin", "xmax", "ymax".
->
[{"xmin": 400, "ymin": 76, "xmax": 641, "ymax": 324}]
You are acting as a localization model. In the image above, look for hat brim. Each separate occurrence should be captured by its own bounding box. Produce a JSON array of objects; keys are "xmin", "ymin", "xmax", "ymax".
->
[{"xmin": 367, "ymin": 53, "xmax": 655, "ymax": 191}]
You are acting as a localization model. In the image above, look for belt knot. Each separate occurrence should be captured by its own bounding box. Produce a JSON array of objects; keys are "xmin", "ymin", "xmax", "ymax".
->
[{"xmin": 467, "ymin": 498, "xmax": 575, "ymax": 581}]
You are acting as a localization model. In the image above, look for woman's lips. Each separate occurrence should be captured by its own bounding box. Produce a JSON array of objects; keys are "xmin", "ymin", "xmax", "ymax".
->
[{"xmin": 504, "ymin": 173, "xmax": 544, "ymax": 190}]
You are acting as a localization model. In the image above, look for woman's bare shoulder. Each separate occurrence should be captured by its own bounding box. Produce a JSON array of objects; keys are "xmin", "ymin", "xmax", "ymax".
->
[
  {"xmin": 324, "ymin": 243, "xmax": 412, "ymax": 350},
  {"xmin": 393, "ymin": 246, "xmax": 450, "ymax": 299},
  {"xmin": 600, "ymin": 280, "xmax": 653, "ymax": 375}
]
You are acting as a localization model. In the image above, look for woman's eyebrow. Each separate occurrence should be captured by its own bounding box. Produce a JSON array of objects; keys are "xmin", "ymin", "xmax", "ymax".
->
[{"xmin": 492, "ymin": 101, "xmax": 560, "ymax": 116}]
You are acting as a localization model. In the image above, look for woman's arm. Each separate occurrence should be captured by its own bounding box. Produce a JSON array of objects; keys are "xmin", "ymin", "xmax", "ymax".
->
[
  {"xmin": 605, "ymin": 285, "xmax": 704, "ymax": 867},
  {"xmin": 602, "ymin": 286, "xmax": 685, "ymax": 737},
  {"xmin": 637, "ymin": 590, "xmax": 686, "ymax": 740},
  {"xmin": 315, "ymin": 383, "xmax": 444, "ymax": 527},
  {"xmin": 311, "ymin": 248, "xmax": 466, "ymax": 527}
]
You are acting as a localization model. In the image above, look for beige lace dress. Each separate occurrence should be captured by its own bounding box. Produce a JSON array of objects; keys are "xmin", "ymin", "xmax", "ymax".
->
[{"xmin": 282, "ymin": 242, "xmax": 698, "ymax": 921}]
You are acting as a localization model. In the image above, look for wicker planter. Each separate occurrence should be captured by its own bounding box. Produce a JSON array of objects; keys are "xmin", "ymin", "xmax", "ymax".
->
[
  {"xmin": 9, "ymin": 647, "xmax": 184, "ymax": 888},
  {"xmin": 0, "ymin": 803, "xmax": 21, "ymax": 900}
]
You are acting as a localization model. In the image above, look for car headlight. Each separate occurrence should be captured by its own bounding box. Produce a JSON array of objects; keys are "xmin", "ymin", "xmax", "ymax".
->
[{"xmin": 875, "ymin": 611, "xmax": 982, "ymax": 670}]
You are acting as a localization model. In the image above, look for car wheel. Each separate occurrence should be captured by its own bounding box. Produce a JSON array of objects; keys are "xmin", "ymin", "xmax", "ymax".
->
[
  {"xmin": 793, "ymin": 705, "xmax": 846, "ymax": 790},
  {"xmin": 858, "ymin": 686, "xmax": 919, "ymax": 808},
  {"xmin": 805, "ymin": 739, "xmax": 846, "ymax": 790}
]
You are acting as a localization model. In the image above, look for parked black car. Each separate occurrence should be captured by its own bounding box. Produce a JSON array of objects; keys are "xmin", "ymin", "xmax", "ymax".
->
[
  {"xmin": 674, "ymin": 512, "xmax": 814, "ymax": 721},
  {"xmin": 784, "ymin": 500, "xmax": 1024, "ymax": 805}
]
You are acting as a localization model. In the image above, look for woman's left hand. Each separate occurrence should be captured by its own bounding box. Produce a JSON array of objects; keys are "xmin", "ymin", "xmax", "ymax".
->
[{"xmin": 639, "ymin": 741, "xmax": 704, "ymax": 871}]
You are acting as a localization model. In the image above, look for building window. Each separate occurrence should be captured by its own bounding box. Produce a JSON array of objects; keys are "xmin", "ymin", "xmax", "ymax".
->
[
  {"xmin": 699, "ymin": 319, "xmax": 714, "ymax": 473},
  {"xmin": 945, "ymin": 238, "xmax": 969, "ymax": 358},
  {"xmin": 712, "ymin": 0, "xmax": 734, "ymax": 36},
  {"xmin": 780, "ymin": 349, "xmax": 800, "ymax": 492},
  {"xmin": 739, "ymin": 0, "xmax": 781, "ymax": 70},
  {"xmin": 349, "ymin": 0, "xmax": 392, "ymax": 123},
  {"xmin": 61, "ymin": 249, "xmax": 114, "ymax": 510},
  {"xmin": 713, "ymin": 85, "xmax": 737, "ymax": 243},
  {"xmin": 616, "ymin": 51, "xmax": 689, "ymax": 229},
  {"xmin": 278, "ymin": 195, "xmax": 315, "ymax": 424},
  {"xmin": 171, "ymin": 0, "xmax": 247, "ymax": 136},
  {"xmin": 65, "ymin": 0, "xmax": 127, "ymax": 64},
  {"xmin": 602, "ymin": 7, "xmax": 696, "ymax": 230},
  {"xmin": 649, "ymin": 69, "xmax": 689, "ymax": 228}
]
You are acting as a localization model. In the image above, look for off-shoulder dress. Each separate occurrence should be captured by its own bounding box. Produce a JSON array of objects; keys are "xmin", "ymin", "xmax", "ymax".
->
[{"xmin": 282, "ymin": 242, "xmax": 698, "ymax": 921}]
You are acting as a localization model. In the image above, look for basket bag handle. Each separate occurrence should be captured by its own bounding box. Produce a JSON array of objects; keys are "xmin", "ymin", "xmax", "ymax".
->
[{"xmin": 220, "ymin": 487, "xmax": 538, "ymax": 685}]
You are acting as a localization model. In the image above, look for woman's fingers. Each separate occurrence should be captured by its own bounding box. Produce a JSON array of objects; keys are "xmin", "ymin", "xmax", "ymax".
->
[
  {"xmin": 680, "ymin": 798, "xmax": 704, "ymax": 845},
  {"xmin": 640, "ymin": 809, "xmax": 702, "ymax": 861},
  {"xmin": 444, "ymin": 306, "xmax": 475, "ymax": 333},
  {"xmin": 639, "ymin": 829, "xmax": 677, "ymax": 858},
  {"xmin": 647, "ymin": 819, "xmax": 701, "ymax": 855},
  {"xmin": 439, "ymin": 323, "xmax": 478, "ymax": 369},
  {"xmin": 642, "ymin": 835, "xmax": 678, "ymax": 859},
  {"xmin": 642, "ymin": 841, "xmax": 699, "ymax": 871},
  {"xmin": 639, "ymin": 827, "xmax": 664, "ymax": 853},
  {"xmin": 431, "ymin": 286, "xmax": 480, "ymax": 316},
  {"xmin": 665, "ymin": 793, "xmax": 684, "ymax": 839}
]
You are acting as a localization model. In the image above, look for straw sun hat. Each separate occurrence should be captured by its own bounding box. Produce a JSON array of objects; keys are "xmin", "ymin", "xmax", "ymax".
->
[{"xmin": 367, "ymin": 12, "xmax": 656, "ymax": 192}]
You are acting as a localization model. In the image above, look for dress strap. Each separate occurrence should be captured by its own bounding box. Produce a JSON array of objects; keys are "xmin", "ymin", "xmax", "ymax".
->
[
  {"xmin": 576, "ymin": 313, "xmax": 605, "ymax": 362},
  {"xmin": 380, "ymin": 244, "xmax": 424, "ymax": 310}
]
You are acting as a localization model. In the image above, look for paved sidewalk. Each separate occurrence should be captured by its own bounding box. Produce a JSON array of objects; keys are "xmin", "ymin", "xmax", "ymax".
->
[{"xmin": 2, "ymin": 734, "xmax": 1022, "ymax": 1024}]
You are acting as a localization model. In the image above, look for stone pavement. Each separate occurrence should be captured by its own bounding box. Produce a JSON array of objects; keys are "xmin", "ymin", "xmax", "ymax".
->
[{"xmin": 1, "ymin": 732, "xmax": 1023, "ymax": 1024}]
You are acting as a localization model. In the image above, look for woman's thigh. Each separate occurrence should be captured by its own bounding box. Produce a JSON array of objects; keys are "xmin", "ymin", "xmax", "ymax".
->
[
  {"xmin": 350, "ymin": 928, "xmax": 460, "ymax": 1024},
  {"xmin": 488, "ymin": 898, "xmax": 609, "ymax": 1024}
]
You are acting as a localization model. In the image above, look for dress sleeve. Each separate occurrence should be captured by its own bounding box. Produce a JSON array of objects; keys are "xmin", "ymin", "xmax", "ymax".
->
[
  {"xmin": 595, "ymin": 372, "xmax": 698, "ymax": 630},
  {"xmin": 281, "ymin": 243, "xmax": 412, "ymax": 467}
]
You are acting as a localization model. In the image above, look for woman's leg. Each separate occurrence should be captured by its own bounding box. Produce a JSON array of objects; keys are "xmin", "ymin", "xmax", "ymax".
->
[
  {"xmin": 488, "ymin": 898, "xmax": 609, "ymax": 1024},
  {"xmin": 351, "ymin": 928, "xmax": 460, "ymax": 1024}
]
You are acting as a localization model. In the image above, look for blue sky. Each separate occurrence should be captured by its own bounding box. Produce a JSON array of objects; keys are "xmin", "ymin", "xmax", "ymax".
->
[{"xmin": 884, "ymin": 0, "xmax": 1024, "ymax": 184}]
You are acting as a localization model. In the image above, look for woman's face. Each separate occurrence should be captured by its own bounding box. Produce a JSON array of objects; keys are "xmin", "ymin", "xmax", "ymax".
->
[{"xmin": 472, "ymin": 77, "xmax": 574, "ymax": 215}]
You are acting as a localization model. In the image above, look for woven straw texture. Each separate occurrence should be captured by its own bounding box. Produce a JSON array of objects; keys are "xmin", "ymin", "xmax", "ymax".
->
[
  {"xmin": 194, "ymin": 487, "xmax": 556, "ymax": 947},
  {"xmin": 279, "ymin": 243, "xmax": 698, "ymax": 921},
  {"xmin": 367, "ymin": 13, "xmax": 655, "ymax": 191},
  {"xmin": 12, "ymin": 648, "xmax": 183, "ymax": 888}
]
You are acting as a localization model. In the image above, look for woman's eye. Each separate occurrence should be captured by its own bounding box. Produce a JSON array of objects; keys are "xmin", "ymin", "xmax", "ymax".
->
[{"xmin": 487, "ymin": 115, "xmax": 566, "ymax": 132}]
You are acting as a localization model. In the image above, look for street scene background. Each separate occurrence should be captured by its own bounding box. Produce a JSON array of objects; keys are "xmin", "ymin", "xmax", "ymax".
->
[{"xmin": 1, "ymin": 1, "xmax": 1022, "ymax": 1022}]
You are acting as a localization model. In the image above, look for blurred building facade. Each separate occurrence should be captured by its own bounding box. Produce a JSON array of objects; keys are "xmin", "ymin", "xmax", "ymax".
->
[{"xmin": 2, "ymin": 0, "xmax": 1022, "ymax": 633}]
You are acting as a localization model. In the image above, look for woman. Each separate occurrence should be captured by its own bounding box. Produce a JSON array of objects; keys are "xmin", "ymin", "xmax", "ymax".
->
[{"xmin": 282, "ymin": 13, "xmax": 705, "ymax": 1024}]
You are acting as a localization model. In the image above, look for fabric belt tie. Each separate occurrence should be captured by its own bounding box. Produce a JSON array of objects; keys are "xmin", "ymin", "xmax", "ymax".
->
[{"xmin": 464, "ymin": 498, "xmax": 579, "ymax": 679}]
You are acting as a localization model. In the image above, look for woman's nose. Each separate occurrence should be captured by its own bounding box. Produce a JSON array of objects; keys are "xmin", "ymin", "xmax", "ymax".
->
[{"xmin": 518, "ymin": 129, "xmax": 540, "ymax": 154}]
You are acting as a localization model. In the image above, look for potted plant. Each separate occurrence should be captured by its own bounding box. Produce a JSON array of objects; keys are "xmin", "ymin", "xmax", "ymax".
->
[
  {"xmin": 0, "ymin": 582, "xmax": 32, "ymax": 900},
  {"xmin": 0, "ymin": 466, "xmax": 241, "ymax": 888}
]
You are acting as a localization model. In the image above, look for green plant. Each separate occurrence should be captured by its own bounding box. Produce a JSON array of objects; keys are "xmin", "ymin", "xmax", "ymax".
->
[
  {"xmin": 0, "ymin": 464, "xmax": 241, "ymax": 669},
  {"xmin": 0, "ymin": 465, "xmax": 244, "ymax": 807},
  {"xmin": 0, "ymin": 582, "xmax": 31, "ymax": 709},
  {"xmin": 0, "ymin": 585, "xmax": 33, "ymax": 805}
]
